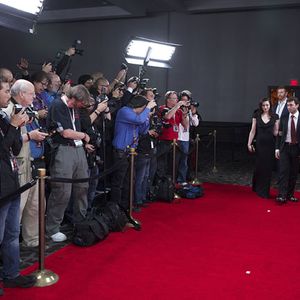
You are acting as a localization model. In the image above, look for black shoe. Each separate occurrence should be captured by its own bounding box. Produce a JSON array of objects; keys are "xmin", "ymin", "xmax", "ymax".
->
[
  {"xmin": 276, "ymin": 196, "xmax": 287, "ymax": 204},
  {"xmin": 288, "ymin": 196, "xmax": 299, "ymax": 202},
  {"xmin": 3, "ymin": 275, "xmax": 36, "ymax": 288}
]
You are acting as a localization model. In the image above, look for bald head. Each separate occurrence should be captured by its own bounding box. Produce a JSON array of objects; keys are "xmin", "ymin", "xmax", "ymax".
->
[{"xmin": 11, "ymin": 79, "xmax": 35, "ymax": 107}]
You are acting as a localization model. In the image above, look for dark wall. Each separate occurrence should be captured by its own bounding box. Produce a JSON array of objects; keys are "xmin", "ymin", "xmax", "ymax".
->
[{"xmin": 0, "ymin": 8, "xmax": 300, "ymax": 122}]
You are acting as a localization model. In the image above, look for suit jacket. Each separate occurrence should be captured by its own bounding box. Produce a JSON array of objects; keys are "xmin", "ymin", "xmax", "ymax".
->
[
  {"xmin": 273, "ymin": 102, "xmax": 289, "ymax": 119},
  {"xmin": 276, "ymin": 113, "xmax": 300, "ymax": 151}
]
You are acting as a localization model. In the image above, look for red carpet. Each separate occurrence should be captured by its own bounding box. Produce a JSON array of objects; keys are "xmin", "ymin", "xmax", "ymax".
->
[{"xmin": 5, "ymin": 183, "xmax": 300, "ymax": 300}]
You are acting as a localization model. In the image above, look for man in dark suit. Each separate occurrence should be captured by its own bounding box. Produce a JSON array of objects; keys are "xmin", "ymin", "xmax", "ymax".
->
[
  {"xmin": 273, "ymin": 86, "xmax": 289, "ymax": 119},
  {"xmin": 275, "ymin": 97, "xmax": 300, "ymax": 203}
]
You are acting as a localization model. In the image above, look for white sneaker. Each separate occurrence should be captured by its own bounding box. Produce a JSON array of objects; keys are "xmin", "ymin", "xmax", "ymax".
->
[{"xmin": 50, "ymin": 232, "xmax": 67, "ymax": 242}]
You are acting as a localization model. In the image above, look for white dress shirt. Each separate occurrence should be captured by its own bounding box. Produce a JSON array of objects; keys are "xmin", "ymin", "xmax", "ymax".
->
[
  {"xmin": 276, "ymin": 98, "xmax": 287, "ymax": 118},
  {"xmin": 285, "ymin": 110, "xmax": 299, "ymax": 143}
]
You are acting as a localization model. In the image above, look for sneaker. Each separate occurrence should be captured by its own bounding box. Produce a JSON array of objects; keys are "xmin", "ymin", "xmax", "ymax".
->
[
  {"xmin": 3, "ymin": 275, "xmax": 36, "ymax": 288},
  {"xmin": 22, "ymin": 240, "xmax": 39, "ymax": 248},
  {"xmin": 50, "ymin": 232, "xmax": 67, "ymax": 242}
]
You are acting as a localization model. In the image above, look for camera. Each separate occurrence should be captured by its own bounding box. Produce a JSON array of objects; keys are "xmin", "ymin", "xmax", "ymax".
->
[
  {"xmin": 151, "ymin": 114, "xmax": 163, "ymax": 135},
  {"xmin": 127, "ymin": 76, "xmax": 150, "ymax": 91},
  {"xmin": 120, "ymin": 63, "xmax": 128, "ymax": 71},
  {"xmin": 72, "ymin": 40, "xmax": 84, "ymax": 56},
  {"xmin": 14, "ymin": 104, "xmax": 37, "ymax": 120},
  {"xmin": 190, "ymin": 101, "xmax": 199, "ymax": 108}
]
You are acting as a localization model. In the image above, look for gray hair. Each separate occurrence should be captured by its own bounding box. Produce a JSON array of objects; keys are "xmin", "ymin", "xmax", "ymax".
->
[{"xmin": 10, "ymin": 79, "xmax": 33, "ymax": 97}]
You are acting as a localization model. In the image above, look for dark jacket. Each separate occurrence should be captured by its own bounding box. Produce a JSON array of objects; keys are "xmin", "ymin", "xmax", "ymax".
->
[{"xmin": 0, "ymin": 114, "xmax": 22, "ymax": 200}]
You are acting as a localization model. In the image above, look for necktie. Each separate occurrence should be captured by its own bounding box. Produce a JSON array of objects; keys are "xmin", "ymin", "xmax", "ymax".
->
[{"xmin": 291, "ymin": 115, "xmax": 297, "ymax": 144}]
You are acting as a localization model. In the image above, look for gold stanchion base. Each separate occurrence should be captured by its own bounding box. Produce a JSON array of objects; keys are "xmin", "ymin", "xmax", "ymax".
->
[
  {"xmin": 174, "ymin": 193, "xmax": 181, "ymax": 199},
  {"xmin": 173, "ymin": 193, "xmax": 181, "ymax": 203},
  {"xmin": 32, "ymin": 269, "xmax": 59, "ymax": 287},
  {"xmin": 126, "ymin": 218, "xmax": 142, "ymax": 231},
  {"xmin": 191, "ymin": 178, "xmax": 202, "ymax": 185}
]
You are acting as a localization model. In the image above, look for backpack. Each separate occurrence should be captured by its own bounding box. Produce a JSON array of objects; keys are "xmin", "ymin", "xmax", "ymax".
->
[
  {"xmin": 155, "ymin": 176, "xmax": 175, "ymax": 202},
  {"xmin": 73, "ymin": 209, "xmax": 109, "ymax": 247},
  {"xmin": 176, "ymin": 184, "xmax": 204, "ymax": 199},
  {"xmin": 99, "ymin": 202, "xmax": 128, "ymax": 232}
]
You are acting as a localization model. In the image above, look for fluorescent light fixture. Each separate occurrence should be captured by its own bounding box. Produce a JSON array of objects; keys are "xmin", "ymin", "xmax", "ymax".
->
[
  {"xmin": 0, "ymin": 0, "xmax": 44, "ymax": 15},
  {"xmin": 0, "ymin": 0, "xmax": 44, "ymax": 33},
  {"xmin": 125, "ymin": 58, "xmax": 171, "ymax": 68},
  {"xmin": 125, "ymin": 36, "xmax": 181, "ymax": 68}
]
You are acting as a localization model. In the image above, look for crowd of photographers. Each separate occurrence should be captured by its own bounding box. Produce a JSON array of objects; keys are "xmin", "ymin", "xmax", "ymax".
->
[{"xmin": 0, "ymin": 46, "xmax": 201, "ymax": 292}]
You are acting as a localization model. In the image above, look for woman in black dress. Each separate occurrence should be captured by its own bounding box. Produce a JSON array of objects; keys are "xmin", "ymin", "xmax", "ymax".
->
[{"xmin": 247, "ymin": 98, "xmax": 279, "ymax": 198}]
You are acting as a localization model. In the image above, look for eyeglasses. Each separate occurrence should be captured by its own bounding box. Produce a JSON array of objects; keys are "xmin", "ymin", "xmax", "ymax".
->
[{"xmin": 40, "ymin": 81, "xmax": 48, "ymax": 86}]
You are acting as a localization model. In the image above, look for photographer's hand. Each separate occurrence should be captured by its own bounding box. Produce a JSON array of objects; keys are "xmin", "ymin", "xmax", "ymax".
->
[
  {"xmin": 146, "ymin": 100, "xmax": 157, "ymax": 110},
  {"xmin": 96, "ymin": 100, "xmax": 108, "ymax": 113},
  {"xmin": 65, "ymin": 47, "xmax": 76, "ymax": 56},
  {"xmin": 83, "ymin": 133, "xmax": 90, "ymax": 143},
  {"xmin": 42, "ymin": 62, "xmax": 53, "ymax": 73},
  {"xmin": 10, "ymin": 107, "xmax": 29, "ymax": 128},
  {"xmin": 37, "ymin": 109, "xmax": 48, "ymax": 119},
  {"xmin": 27, "ymin": 129, "xmax": 48, "ymax": 142},
  {"xmin": 85, "ymin": 143, "xmax": 95, "ymax": 153},
  {"xmin": 148, "ymin": 129, "xmax": 159, "ymax": 138},
  {"xmin": 16, "ymin": 58, "xmax": 29, "ymax": 76}
]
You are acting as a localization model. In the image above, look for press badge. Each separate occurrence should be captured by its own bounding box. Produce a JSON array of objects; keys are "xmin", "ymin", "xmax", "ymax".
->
[
  {"xmin": 173, "ymin": 125, "xmax": 179, "ymax": 132},
  {"xmin": 74, "ymin": 140, "xmax": 83, "ymax": 147}
]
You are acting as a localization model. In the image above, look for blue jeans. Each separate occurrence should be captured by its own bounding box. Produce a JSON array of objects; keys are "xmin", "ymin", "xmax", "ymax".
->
[
  {"xmin": 87, "ymin": 165, "xmax": 99, "ymax": 210},
  {"xmin": 135, "ymin": 154, "xmax": 151, "ymax": 205},
  {"xmin": 177, "ymin": 140, "xmax": 189, "ymax": 183},
  {"xmin": 0, "ymin": 196, "xmax": 20, "ymax": 280}
]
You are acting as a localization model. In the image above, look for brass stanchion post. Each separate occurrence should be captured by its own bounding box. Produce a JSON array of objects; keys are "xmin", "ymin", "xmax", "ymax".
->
[
  {"xmin": 32, "ymin": 168, "xmax": 59, "ymax": 287},
  {"xmin": 172, "ymin": 139, "xmax": 181, "ymax": 200},
  {"xmin": 126, "ymin": 148, "xmax": 141, "ymax": 230},
  {"xmin": 212, "ymin": 130, "xmax": 218, "ymax": 173},
  {"xmin": 192, "ymin": 134, "xmax": 202, "ymax": 184}
]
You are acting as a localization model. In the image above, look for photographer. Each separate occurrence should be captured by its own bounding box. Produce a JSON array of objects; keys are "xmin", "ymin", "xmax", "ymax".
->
[
  {"xmin": 80, "ymin": 96, "xmax": 108, "ymax": 209},
  {"xmin": 156, "ymin": 91, "xmax": 189, "ymax": 178},
  {"xmin": 31, "ymin": 71, "xmax": 50, "ymax": 128},
  {"xmin": 4, "ymin": 79, "xmax": 48, "ymax": 248},
  {"xmin": 111, "ymin": 95, "xmax": 156, "ymax": 210},
  {"xmin": 134, "ymin": 88, "xmax": 159, "ymax": 211},
  {"xmin": 177, "ymin": 90, "xmax": 199, "ymax": 184},
  {"xmin": 0, "ymin": 78, "xmax": 36, "ymax": 292},
  {"xmin": 46, "ymin": 85, "xmax": 91, "ymax": 242}
]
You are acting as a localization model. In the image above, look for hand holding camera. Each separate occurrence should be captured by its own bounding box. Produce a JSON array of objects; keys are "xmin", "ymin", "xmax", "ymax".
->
[
  {"xmin": 37, "ymin": 108, "xmax": 48, "ymax": 119},
  {"xmin": 10, "ymin": 107, "xmax": 29, "ymax": 127},
  {"xmin": 96, "ymin": 100, "xmax": 108, "ymax": 113},
  {"xmin": 147, "ymin": 100, "xmax": 157, "ymax": 110},
  {"xmin": 29, "ymin": 129, "xmax": 48, "ymax": 142}
]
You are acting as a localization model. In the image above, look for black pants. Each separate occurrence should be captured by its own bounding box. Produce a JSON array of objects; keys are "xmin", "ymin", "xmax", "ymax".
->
[
  {"xmin": 110, "ymin": 149, "xmax": 130, "ymax": 210},
  {"xmin": 156, "ymin": 140, "xmax": 174, "ymax": 178},
  {"xmin": 278, "ymin": 143, "xmax": 300, "ymax": 198}
]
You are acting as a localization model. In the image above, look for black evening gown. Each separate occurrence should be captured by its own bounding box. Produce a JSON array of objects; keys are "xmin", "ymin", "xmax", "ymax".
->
[{"xmin": 252, "ymin": 113, "xmax": 279, "ymax": 198}]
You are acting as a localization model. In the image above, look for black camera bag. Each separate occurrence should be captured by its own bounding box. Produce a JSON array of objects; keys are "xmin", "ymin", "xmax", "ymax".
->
[
  {"xmin": 155, "ymin": 175, "xmax": 174, "ymax": 202},
  {"xmin": 73, "ymin": 209, "xmax": 109, "ymax": 247},
  {"xmin": 99, "ymin": 202, "xmax": 128, "ymax": 232}
]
